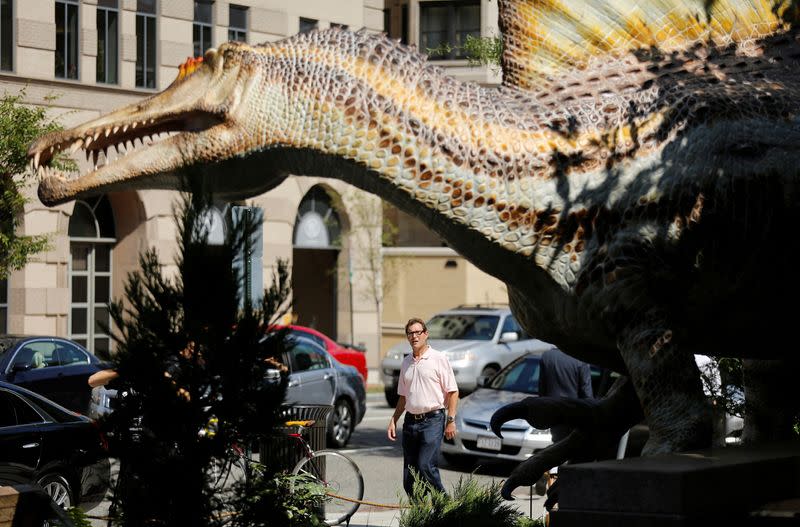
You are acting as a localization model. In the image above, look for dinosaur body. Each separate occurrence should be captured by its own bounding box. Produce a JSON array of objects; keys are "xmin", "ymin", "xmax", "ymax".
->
[{"xmin": 29, "ymin": 0, "xmax": 800, "ymax": 478}]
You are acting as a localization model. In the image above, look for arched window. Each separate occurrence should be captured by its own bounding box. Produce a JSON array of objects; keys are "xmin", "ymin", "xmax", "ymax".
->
[
  {"xmin": 69, "ymin": 195, "xmax": 116, "ymax": 354},
  {"xmin": 293, "ymin": 187, "xmax": 341, "ymax": 248}
]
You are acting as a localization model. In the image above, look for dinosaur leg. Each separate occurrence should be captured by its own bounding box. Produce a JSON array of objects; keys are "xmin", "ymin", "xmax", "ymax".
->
[
  {"xmin": 494, "ymin": 377, "xmax": 642, "ymax": 499},
  {"xmin": 617, "ymin": 312, "xmax": 712, "ymax": 454},
  {"xmin": 741, "ymin": 359, "xmax": 800, "ymax": 443}
]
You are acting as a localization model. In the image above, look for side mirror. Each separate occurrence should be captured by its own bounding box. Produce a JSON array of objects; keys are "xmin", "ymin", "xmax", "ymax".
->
[
  {"xmin": 10, "ymin": 363, "xmax": 32, "ymax": 374},
  {"xmin": 264, "ymin": 368, "xmax": 282, "ymax": 383},
  {"xmin": 477, "ymin": 375, "xmax": 490, "ymax": 387},
  {"xmin": 499, "ymin": 331, "xmax": 519, "ymax": 343}
]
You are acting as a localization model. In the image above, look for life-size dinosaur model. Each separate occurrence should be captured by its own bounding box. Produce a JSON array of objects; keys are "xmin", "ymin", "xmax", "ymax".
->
[{"xmin": 29, "ymin": 0, "xmax": 800, "ymax": 496}]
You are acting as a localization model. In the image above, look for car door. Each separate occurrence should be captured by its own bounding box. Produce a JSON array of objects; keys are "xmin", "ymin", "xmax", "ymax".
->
[
  {"xmin": 0, "ymin": 389, "xmax": 46, "ymax": 485},
  {"xmin": 284, "ymin": 339, "xmax": 336, "ymax": 406},
  {"xmin": 48, "ymin": 340, "xmax": 97, "ymax": 412}
]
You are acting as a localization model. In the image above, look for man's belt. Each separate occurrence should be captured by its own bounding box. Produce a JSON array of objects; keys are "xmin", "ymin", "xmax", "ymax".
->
[{"xmin": 407, "ymin": 409, "xmax": 444, "ymax": 420}]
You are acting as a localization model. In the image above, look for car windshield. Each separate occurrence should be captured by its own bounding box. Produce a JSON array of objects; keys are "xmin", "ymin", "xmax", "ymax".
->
[
  {"xmin": 487, "ymin": 356, "xmax": 540, "ymax": 394},
  {"xmin": 426, "ymin": 315, "xmax": 500, "ymax": 341}
]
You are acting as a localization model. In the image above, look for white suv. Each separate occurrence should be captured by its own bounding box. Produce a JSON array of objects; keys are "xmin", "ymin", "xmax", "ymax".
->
[{"xmin": 380, "ymin": 306, "xmax": 553, "ymax": 406}]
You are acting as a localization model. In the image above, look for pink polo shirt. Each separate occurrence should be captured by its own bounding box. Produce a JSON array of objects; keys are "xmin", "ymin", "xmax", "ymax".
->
[{"xmin": 397, "ymin": 346, "xmax": 458, "ymax": 414}]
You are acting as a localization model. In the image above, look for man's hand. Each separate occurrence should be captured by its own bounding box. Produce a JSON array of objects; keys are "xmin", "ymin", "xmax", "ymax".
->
[
  {"xmin": 444, "ymin": 421, "xmax": 456, "ymax": 440},
  {"xmin": 387, "ymin": 417, "xmax": 397, "ymax": 441}
]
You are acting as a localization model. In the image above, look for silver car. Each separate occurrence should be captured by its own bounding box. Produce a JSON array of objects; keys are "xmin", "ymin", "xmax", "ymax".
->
[
  {"xmin": 441, "ymin": 352, "xmax": 552, "ymax": 463},
  {"xmin": 380, "ymin": 306, "xmax": 553, "ymax": 406}
]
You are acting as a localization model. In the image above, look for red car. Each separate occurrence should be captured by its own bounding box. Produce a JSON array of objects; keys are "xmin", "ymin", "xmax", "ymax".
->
[{"xmin": 277, "ymin": 325, "xmax": 367, "ymax": 385}]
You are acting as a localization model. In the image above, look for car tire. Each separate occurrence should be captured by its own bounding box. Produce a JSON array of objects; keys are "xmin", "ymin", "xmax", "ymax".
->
[
  {"xmin": 384, "ymin": 388, "xmax": 399, "ymax": 408},
  {"xmin": 327, "ymin": 398, "xmax": 355, "ymax": 449},
  {"xmin": 37, "ymin": 473, "xmax": 74, "ymax": 509}
]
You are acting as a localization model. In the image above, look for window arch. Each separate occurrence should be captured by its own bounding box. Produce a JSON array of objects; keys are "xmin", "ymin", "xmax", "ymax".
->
[
  {"xmin": 69, "ymin": 195, "xmax": 116, "ymax": 355},
  {"xmin": 293, "ymin": 186, "xmax": 341, "ymax": 249}
]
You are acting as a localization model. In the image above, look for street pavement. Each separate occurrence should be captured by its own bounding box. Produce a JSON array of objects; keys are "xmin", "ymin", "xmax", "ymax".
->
[{"xmin": 84, "ymin": 378, "xmax": 546, "ymax": 526}]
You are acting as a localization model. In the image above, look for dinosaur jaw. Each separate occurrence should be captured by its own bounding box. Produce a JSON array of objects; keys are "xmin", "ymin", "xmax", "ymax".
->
[{"xmin": 30, "ymin": 107, "xmax": 229, "ymax": 205}]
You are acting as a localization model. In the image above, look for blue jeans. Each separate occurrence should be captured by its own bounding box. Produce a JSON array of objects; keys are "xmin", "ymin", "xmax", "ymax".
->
[{"xmin": 402, "ymin": 411, "xmax": 445, "ymax": 496}]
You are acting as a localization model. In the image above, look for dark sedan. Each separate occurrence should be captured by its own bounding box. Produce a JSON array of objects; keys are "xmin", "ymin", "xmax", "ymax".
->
[
  {"xmin": 0, "ymin": 381, "xmax": 111, "ymax": 509},
  {"xmin": 279, "ymin": 334, "xmax": 367, "ymax": 448},
  {"xmin": 0, "ymin": 335, "xmax": 111, "ymax": 414}
]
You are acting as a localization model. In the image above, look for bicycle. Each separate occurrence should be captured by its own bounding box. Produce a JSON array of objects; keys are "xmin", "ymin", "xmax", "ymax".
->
[
  {"xmin": 211, "ymin": 419, "xmax": 364, "ymax": 526},
  {"xmin": 284, "ymin": 419, "xmax": 364, "ymax": 526}
]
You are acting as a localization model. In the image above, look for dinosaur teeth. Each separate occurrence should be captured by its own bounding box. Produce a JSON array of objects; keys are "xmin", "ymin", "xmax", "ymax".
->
[
  {"xmin": 69, "ymin": 139, "xmax": 83, "ymax": 155},
  {"xmin": 122, "ymin": 124, "xmax": 129, "ymax": 133},
  {"xmin": 92, "ymin": 150, "xmax": 99, "ymax": 166},
  {"xmin": 131, "ymin": 121, "xmax": 138, "ymax": 129},
  {"xmin": 93, "ymin": 131, "xmax": 100, "ymax": 141},
  {"xmin": 104, "ymin": 128, "xmax": 111, "ymax": 138},
  {"xmin": 33, "ymin": 152, "xmax": 41, "ymax": 168},
  {"xmin": 85, "ymin": 136, "xmax": 93, "ymax": 148},
  {"xmin": 112, "ymin": 126, "xmax": 119, "ymax": 134}
]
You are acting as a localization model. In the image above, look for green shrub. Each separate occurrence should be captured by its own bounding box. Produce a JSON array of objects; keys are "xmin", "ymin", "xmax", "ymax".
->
[
  {"xmin": 399, "ymin": 472, "xmax": 543, "ymax": 527},
  {"xmin": 229, "ymin": 471, "xmax": 328, "ymax": 527}
]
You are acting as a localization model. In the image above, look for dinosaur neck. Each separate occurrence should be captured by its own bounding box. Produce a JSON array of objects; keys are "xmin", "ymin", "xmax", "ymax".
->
[{"xmin": 259, "ymin": 32, "xmax": 574, "ymax": 272}]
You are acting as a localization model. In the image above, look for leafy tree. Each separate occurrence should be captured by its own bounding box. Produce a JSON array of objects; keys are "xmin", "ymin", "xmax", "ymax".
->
[
  {"xmin": 101, "ymin": 184, "xmax": 296, "ymax": 526},
  {"xmin": 0, "ymin": 92, "xmax": 69, "ymax": 277}
]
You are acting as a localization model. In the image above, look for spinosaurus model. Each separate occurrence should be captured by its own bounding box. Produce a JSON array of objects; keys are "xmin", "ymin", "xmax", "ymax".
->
[{"xmin": 29, "ymin": 0, "xmax": 800, "ymax": 497}]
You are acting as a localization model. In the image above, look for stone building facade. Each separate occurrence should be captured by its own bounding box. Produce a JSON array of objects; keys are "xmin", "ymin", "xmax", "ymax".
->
[{"xmin": 1, "ymin": 0, "xmax": 508, "ymax": 370}]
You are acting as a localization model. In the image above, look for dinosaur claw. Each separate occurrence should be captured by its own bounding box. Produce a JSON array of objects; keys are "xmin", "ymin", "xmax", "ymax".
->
[{"xmin": 500, "ymin": 478, "xmax": 517, "ymax": 500}]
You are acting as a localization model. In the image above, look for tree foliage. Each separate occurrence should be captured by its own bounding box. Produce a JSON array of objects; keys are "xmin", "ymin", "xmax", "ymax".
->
[
  {"xmin": 101, "ymin": 186, "xmax": 295, "ymax": 526},
  {"xmin": 0, "ymin": 92, "xmax": 67, "ymax": 277}
]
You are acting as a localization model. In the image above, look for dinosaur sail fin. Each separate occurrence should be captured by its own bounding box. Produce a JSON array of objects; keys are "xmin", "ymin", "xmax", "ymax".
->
[{"xmin": 499, "ymin": 0, "xmax": 799, "ymax": 91}]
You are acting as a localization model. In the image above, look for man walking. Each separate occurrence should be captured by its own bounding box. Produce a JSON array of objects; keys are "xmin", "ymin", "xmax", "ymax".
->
[{"xmin": 387, "ymin": 317, "xmax": 458, "ymax": 496}]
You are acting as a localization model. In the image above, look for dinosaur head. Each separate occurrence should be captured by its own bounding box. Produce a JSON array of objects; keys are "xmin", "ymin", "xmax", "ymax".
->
[{"xmin": 30, "ymin": 41, "xmax": 283, "ymax": 205}]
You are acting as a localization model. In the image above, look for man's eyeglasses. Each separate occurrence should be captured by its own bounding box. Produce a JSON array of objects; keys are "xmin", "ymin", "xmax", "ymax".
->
[{"xmin": 406, "ymin": 330, "xmax": 425, "ymax": 338}]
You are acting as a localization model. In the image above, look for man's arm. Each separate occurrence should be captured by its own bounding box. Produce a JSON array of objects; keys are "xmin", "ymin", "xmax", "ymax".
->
[
  {"xmin": 387, "ymin": 395, "xmax": 406, "ymax": 441},
  {"xmin": 444, "ymin": 390, "xmax": 458, "ymax": 440}
]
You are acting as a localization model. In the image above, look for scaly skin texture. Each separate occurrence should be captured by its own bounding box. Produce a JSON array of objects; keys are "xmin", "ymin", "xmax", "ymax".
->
[{"xmin": 29, "ymin": 0, "xmax": 800, "ymax": 483}]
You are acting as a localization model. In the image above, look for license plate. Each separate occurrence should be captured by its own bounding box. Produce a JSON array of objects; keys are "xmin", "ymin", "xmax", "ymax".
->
[{"xmin": 476, "ymin": 435, "xmax": 502, "ymax": 451}]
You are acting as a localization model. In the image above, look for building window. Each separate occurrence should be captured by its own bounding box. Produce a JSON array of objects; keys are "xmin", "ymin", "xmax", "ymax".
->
[
  {"xmin": 194, "ymin": 1, "xmax": 214, "ymax": 57},
  {"xmin": 69, "ymin": 196, "xmax": 116, "ymax": 355},
  {"xmin": 420, "ymin": 0, "xmax": 480, "ymax": 60},
  {"xmin": 330, "ymin": 22, "xmax": 348, "ymax": 30},
  {"xmin": 0, "ymin": 0, "xmax": 12, "ymax": 71},
  {"xmin": 136, "ymin": 0, "xmax": 156, "ymax": 88},
  {"xmin": 55, "ymin": 0, "xmax": 79, "ymax": 79},
  {"xmin": 299, "ymin": 17, "xmax": 318, "ymax": 34},
  {"xmin": 0, "ymin": 279, "xmax": 7, "ymax": 333},
  {"xmin": 228, "ymin": 4, "xmax": 247, "ymax": 43},
  {"xmin": 97, "ymin": 0, "xmax": 119, "ymax": 84}
]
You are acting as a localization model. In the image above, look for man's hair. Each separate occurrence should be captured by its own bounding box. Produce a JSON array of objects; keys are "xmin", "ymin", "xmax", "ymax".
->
[{"xmin": 405, "ymin": 318, "xmax": 427, "ymax": 334}]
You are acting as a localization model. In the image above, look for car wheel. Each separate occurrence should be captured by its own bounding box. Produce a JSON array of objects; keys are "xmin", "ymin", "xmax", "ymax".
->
[
  {"xmin": 37, "ymin": 473, "xmax": 74, "ymax": 509},
  {"xmin": 481, "ymin": 365, "xmax": 499, "ymax": 379},
  {"xmin": 384, "ymin": 388, "xmax": 399, "ymax": 408},
  {"xmin": 327, "ymin": 399, "xmax": 355, "ymax": 448}
]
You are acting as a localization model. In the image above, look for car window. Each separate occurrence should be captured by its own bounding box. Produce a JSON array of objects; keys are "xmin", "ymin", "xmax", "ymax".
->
[
  {"xmin": 292, "ymin": 330, "xmax": 326, "ymax": 350},
  {"xmin": 9, "ymin": 341, "xmax": 57, "ymax": 371},
  {"xmin": 427, "ymin": 314, "xmax": 500, "ymax": 341},
  {"xmin": 488, "ymin": 357, "xmax": 540, "ymax": 394},
  {"xmin": 53, "ymin": 341, "xmax": 90, "ymax": 367},
  {"xmin": 500, "ymin": 316, "xmax": 530, "ymax": 339},
  {"xmin": 0, "ymin": 390, "xmax": 45, "ymax": 426},
  {"xmin": 289, "ymin": 341, "xmax": 329, "ymax": 372}
]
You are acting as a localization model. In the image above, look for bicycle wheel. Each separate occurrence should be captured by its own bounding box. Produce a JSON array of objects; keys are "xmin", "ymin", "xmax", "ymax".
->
[{"xmin": 291, "ymin": 450, "xmax": 364, "ymax": 526}]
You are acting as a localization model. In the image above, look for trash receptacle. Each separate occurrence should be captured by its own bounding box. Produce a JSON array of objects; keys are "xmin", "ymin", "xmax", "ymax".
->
[{"xmin": 260, "ymin": 404, "xmax": 332, "ymax": 474}]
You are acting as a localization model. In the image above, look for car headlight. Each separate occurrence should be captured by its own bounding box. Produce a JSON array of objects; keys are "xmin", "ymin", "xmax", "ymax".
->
[{"xmin": 447, "ymin": 350, "xmax": 474, "ymax": 361}]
